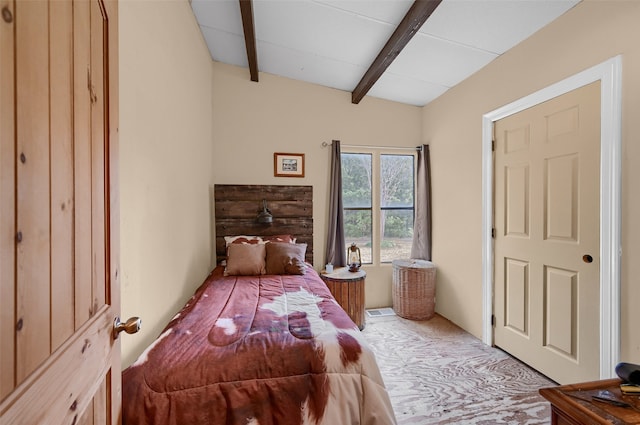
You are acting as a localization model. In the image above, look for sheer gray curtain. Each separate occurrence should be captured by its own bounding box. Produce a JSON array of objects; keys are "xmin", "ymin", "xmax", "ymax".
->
[
  {"xmin": 325, "ymin": 140, "xmax": 346, "ymax": 267},
  {"xmin": 410, "ymin": 144, "xmax": 432, "ymax": 261}
]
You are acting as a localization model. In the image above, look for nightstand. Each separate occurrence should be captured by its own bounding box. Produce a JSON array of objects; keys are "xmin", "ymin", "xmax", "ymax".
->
[{"xmin": 320, "ymin": 267, "xmax": 366, "ymax": 330}]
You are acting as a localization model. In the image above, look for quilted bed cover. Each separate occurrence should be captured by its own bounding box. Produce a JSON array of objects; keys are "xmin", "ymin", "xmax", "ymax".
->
[{"xmin": 122, "ymin": 266, "xmax": 396, "ymax": 425}]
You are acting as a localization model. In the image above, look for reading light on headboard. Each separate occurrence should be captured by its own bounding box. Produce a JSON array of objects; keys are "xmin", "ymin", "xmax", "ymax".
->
[{"xmin": 257, "ymin": 199, "xmax": 273, "ymax": 224}]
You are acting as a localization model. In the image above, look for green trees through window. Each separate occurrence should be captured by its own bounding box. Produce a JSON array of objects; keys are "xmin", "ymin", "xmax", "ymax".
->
[
  {"xmin": 380, "ymin": 154, "xmax": 414, "ymax": 262},
  {"xmin": 342, "ymin": 152, "xmax": 414, "ymax": 264}
]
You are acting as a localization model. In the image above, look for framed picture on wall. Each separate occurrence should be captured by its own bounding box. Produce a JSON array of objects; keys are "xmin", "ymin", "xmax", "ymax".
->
[{"xmin": 274, "ymin": 152, "xmax": 305, "ymax": 177}]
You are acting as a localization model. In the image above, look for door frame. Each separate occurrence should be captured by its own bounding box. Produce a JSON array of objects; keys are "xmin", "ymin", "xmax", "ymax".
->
[{"xmin": 481, "ymin": 55, "xmax": 622, "ymax": 379}]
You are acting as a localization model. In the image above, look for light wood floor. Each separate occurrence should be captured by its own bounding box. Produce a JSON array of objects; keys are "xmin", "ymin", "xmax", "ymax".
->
[{"xmin": 361, "ymin": 313, "xmax": 556, "ymax": 424}]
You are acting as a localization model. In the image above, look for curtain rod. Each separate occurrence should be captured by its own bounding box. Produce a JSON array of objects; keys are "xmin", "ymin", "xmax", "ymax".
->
[{"xmin": 321, "ymin": 141, "xmax": 422, "ymax": 151}]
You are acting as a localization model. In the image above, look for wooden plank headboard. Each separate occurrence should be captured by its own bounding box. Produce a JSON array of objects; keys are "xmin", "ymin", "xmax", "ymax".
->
[{"xmin": 214, "ymin": 184, "xmax": 313, "ymax": 265}]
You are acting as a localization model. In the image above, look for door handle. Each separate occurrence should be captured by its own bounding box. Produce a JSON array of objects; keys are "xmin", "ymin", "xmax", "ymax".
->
[
  {"xmin": 113, "ymin": 316, "xmax": 141, "ymax": 339},
  {"xmin": 583, "ymin": 254, "xmax": 594, "ymax": 263}
]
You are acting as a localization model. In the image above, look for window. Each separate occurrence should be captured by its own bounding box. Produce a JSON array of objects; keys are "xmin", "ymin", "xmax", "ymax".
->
[
  {"xmin": 342, "ymin": 153, "xmax": 373, "ymax": 263},
  {"xmin": 379, "ymin": 154, "xmax": 415, "ymax": 262},
  {"xmin": 342, "ymin": 150, "xmax": 415, "ymax": 264}
]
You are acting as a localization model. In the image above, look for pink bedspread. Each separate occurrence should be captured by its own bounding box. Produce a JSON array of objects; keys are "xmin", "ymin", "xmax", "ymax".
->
[{"xmin": 122, "ymin": 266, "xmax": 396, "ymax": 425}]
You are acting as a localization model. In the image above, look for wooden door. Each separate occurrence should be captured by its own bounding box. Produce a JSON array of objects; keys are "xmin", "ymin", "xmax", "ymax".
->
[
  {"xmin": 494, "ymin": 82, "xmax": 600, "ymax": 384},
  {"xmin": 0, "ymin": 0, "xmax": 121, "ymax": 423}
]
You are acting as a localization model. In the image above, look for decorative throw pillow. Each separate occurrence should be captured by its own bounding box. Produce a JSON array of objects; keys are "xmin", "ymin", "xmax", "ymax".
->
[
  {"xmin": 224, "ymin": 243, "xmax": 266, "ymax": 276},
  {"xmin": 265, "ymin": 242, "xmax": 307, "ymax": 275},
  {"xmin": 284, "ymin": 257, "xmax": 306, "ymax": 275},
  {"xmin": 224, "ymin": 235, "xmax": 296, "ymax": 247}
]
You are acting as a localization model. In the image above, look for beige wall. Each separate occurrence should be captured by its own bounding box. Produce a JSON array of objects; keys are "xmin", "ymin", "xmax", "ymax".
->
[
  {"xmin": 211, "ymin": 62, "xmax": 422, "ymax": 309},
  {"xmin": 117, "ymin": 2, "xmax": 422, "ymax": 365},
  {"xmin": 119, "ymin": 0, "xmax": 640, "ymax": 371},
  {"xmin": 424, "ymin": 0, "xmax": 640, "ymax": 363},
  {"xmin": 119, "ymin": 0, "xmax": 214, "ymax": 367}
]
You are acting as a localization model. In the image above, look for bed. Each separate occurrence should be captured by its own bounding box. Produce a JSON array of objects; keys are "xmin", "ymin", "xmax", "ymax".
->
[{"xmin": 121, "ymin": 185, "xmax": 396, "ymax": 425}]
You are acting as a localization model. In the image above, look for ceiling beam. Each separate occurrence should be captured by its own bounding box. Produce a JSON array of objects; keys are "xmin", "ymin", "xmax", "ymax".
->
[
  {"xmin": 239, "ymin": 0, "xmax": 259, "ymax": 82},
  {"xmin": 351, "ymin": 0, "xmax": 442, "ymax": 104}
]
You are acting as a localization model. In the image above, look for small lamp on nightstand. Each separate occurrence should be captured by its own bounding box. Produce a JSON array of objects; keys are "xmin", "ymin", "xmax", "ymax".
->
[{"xmin": 347, "ymin": 243, "xmax": 361, "ymax": 272}]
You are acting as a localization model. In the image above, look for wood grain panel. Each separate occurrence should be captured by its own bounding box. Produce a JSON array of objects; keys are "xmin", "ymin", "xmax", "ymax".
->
[
  {"xmin": 1, "ymin": 1, "xmax": 119, "ymax": 422},
  {"xmin": 92, "ymin": 375, "xmax": 107, "ymax": 424},
  {"xmin": 540, "ymin": 379, "xmax": 636, "ymax": 425},
  {"xmin": 15, "ymin": 0, "xmax": 51, "ymax": 382},
  {"xmin": 214, "ymin": 185, "xmax": 313, "ymax": 265},
  {"xmin": 215, "ymin": 185, "xmax": 313, "ymax": 201},
  {"xmin": 50, "ymin": 0, "xmax": 75, "ymax": 351},
  {"xmin": 73, "ymin": 0, "xmax": 93, "ymax": 328},
  {"xmin": 0, "ymin": 307, "xmax": 114, "ymax": 424},
  {"xmin": 215, "ymin": 200, "xmax": 312, "ymax": 219},
  {"xmin": 342, "ymin": 284, "xmax": 349, "ymax": 315},
  {"xmin": 320, "ymin": 269, "xmax": 366, "ymax": 329},
  {"xmin": 0, "ymin": 0, "xmax": 16, "ymax": 401},
  {"xmin": 105, "ymin": 0, "xmax": 122, "ymax": 420},
  {"xmin": 78, "ymin": 403, "xmax": 93, "ymax": 425},
  {"xmin": 91, "ymin": 0, "xmax": 106, "ymax": 313}
]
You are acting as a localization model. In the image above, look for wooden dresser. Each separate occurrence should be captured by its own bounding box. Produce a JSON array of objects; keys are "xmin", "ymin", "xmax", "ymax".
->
[
  {"xmin": 540, "ymin": 379, "xmax": 640, "ymax": 424},
  {"xmin": 320, "ymin": 267, "xmax": 366, "ymax": 330}
]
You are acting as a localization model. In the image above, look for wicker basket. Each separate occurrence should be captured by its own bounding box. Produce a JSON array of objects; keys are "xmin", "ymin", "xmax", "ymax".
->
[{"xmin": 392, "ymin": 259, "xmax": 436, "ymax": 320}]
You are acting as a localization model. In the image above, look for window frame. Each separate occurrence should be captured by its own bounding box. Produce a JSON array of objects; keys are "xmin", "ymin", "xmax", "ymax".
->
[{"xmin": 341, "ymin": 147, "xmax": 417, "ymax": 266}]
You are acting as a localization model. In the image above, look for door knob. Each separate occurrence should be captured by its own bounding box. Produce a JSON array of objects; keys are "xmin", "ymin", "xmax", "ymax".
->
[
  {"xmin": 583, "ymin": 254, "xmax": 594, "ymax": 263},
  {"xmin": 113, "ymin": 316, "xmax": 141, "ymax": 339}
]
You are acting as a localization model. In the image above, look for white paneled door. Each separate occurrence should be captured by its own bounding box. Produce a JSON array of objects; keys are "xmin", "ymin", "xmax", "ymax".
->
[{"xmin": 494, "ymin": 81, "xmax": 601, "ymax": 384}]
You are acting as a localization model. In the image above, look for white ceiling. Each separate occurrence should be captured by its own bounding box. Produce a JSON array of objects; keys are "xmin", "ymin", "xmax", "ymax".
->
[{"xmin": 191, "ymin": 0, "xmax": 580, "ymax": 107}]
